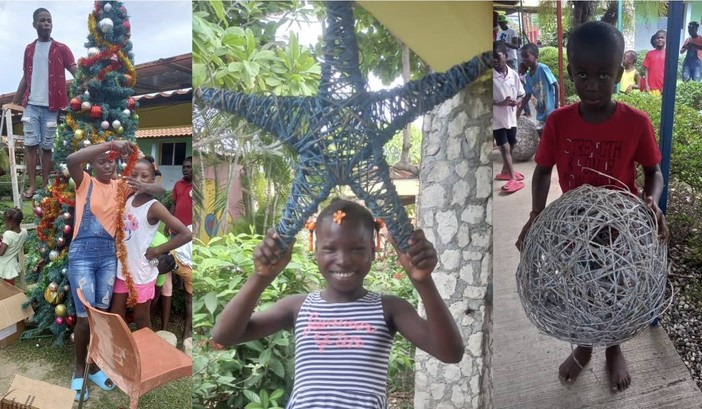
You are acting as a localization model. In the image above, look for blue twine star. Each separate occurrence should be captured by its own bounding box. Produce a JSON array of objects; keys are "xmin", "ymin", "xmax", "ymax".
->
[{"xmin": 198, "ymin": 1, "xmax": 491, "ymax": 251}]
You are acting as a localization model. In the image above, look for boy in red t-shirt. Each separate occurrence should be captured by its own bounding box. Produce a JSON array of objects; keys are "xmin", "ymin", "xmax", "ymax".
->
[
  {"xmin": 516, "ymin": 21, "xmax": 668, "ymax": 392},
  {"xmin": 643, "ymin": 30, "xmax": 666, "ymax": 95}
]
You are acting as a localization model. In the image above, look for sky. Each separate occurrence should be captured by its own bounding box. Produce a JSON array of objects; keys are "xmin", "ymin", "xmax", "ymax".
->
[{"xmin": 0, "ymin": 0, "xmax": 192, "ymax": 94}]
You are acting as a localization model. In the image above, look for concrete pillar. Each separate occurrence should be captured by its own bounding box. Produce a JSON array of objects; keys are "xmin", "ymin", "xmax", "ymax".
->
[{"xmin": 414, "ymin": 74, "xmax": 493, "ymax": 408}]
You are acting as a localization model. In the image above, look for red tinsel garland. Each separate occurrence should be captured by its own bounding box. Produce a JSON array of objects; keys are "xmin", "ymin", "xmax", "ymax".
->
[{"xmin": 114, "ymin": 148, "xmax": 141, "ymax": 307}]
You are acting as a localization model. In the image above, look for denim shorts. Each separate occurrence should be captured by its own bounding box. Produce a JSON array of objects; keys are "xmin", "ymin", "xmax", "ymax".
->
[
  {"xmin": 21, "ymin": 104, "xmax": 58, "ymax": 150},
  {"xmin": 68, "ymin": 239, "xmax": 117, "ymax": 317},
  {"xmin": 683, "ymin": 59, "xmax": 701, "ymax": 82}
]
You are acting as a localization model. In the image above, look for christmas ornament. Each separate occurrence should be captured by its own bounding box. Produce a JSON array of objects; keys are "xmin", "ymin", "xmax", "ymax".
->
[
  {"xmin": 66, "ymin": 316, "xmax": 75, "ymax": 327},
  {"xmin": 55, "ymin": 304, "xmax": 67, "ymax": 317},
  {"xmin": 69, "ymin": 178, "xmax": 76, "ymax": 189},
  {"xmin": 63, "ymin": 283, "xmax": 70, "ymax": 293},
  {"xmin": 62, "ymin": 166, "xmax": 70, "ymax": 178},
  {"xmin": 70, "ymin": 333, "xmax": 75, "ymax": 343},
  {"xmin": 88, "ymin": 47, "xmax": 99, "ymax": 57},
  {"xmin": 70, "ymin": 98, "xmax": 81, "ymax": 111},
  {"xmin": 112, "ymin": 120, "xmax": 121, "ymax": 129},
  {"xmin": 134, "ymin": 114, "xmax": 139, "ymax": 121},
  {"xmin": 127, "ymin": 97, "xmax": 135, "ymax": 110},
  {"xmin": 57, "ymin": 237, "xmax": 66, "ymax": 248},
  {"xmin": 48, "ymin": 282, "xmax": 58, "ymax": 292},
  {"xmin": 81, "ymin": 101, "xmax": 91, "ymax": 111},
  {"xmin": 120, "ymin": 5, "xmax": 127, "ymax": 14},
  {"xmin": 49, "ymin": 250, "xmax": 59, "ymax": 261},
  {"xmin": 54, "ymin": 316, "xmax": 64, "ymax": 326},
  {"xmin": 123, "ymin": 21, "xmax": 130, "ymax": 32},
  {"xmin": 74, "ymin": 129, "xmax": 84, "ymax": 140},
  {"xmin": 101, "ymin": 120, "xmax": 110, "ymax": 130},
  {"xmin": 44, "ymin": 286, "xmax": 64, "ymax": 305},
  {"xmin": 117, "ymin": 126, "xmax": 124, "ymax": 135},
  {"xmin": 83, "ymin": 140, "xmax": 92, "ymax": 147},
  {"xmin": 63, "ymin": 212, "xmax": 72, "ymax": 221},
  {"xmin": 63, "ymin": 225, "xmax": 73, "ymax": 235},
  {"xmin": 99, "ymin": 18, "xmax": 114, "ymax": 33},
  {"xmin": 122, "ymin": 109, "xmax": 130, "ymax": 116},
  {"xmin": 84, "ymin": 90, "xmax": 90, "ymax": 98},
  {"xmin": 34, "ymin": 207, "xmax": 43, "ymax": 217},
  {"xmin": 90, "ymin": 105, "xmax": 102, "ymax": 119},
  {"xmin": 103, "ymin": 3, "xmax": 112, "ymax": 12}
]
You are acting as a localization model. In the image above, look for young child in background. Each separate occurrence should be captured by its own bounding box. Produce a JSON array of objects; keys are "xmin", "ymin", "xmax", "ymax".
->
[
  {"xmin": 620, "ymin": 50, "xmax": 641, "ymax": 93},
  {"xmin": 493, "ymin": 41, "xmax": 525, "ymax": 194},
  {"xmin": 518, "ymin": 62, "xmax": 531, "ymax": 117},
  {"xmin": 516, "ymin": 21, "xmax": 667, "ymax": 392},
  {"xmin": 681, "ymin": 21, "xmax": 702, "ymax": 82},
  {"xmin": 518, "ymin": 43, "xmax": 559, "ymax": 132},
  {"xmin": 110, "ymin": 158, "xmax": 192, "ymax": 330},
  {"xmin": 172, "ymin": 225, "xmax": 193, "ymax": 340},
  {"xmin": 644, "ymin": 30, "xmax": 666, "ymax": 95},
  {"xmin": 0, "ymin": 208, "xmax": 28, "ymax": 286},
  {"xmin": 213, "ymin": 199, "xmax": 464, "ymax": 408}
]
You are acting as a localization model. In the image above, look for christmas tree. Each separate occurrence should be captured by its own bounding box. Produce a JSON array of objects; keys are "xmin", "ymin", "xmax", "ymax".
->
[{"xmin": 24, "ymin": 0, "xmax": 138, "ymax": 346}]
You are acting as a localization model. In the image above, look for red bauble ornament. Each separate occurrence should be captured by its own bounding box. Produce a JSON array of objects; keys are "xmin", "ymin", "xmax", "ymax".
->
[
  {"xmin": 127, "ymin": 97, "xmax": 135, "ymax": 110},
  {"xmin": 90, "ymin": 105, "xmax": 102, "ymax": 119},
  {"xmin": 123, "ymin": 21, "xmax": 130, "ymax": 32},
  {"xmin": 70, "ymin": 97, "xmax": 81, "ymax": 111},
  {"xmin": 63, "ymin": 225, "xmax": 72, "ymax": 235},
  {"xmin": 66, "ymin": 315, "xmax": 75, "ymax": 327}
]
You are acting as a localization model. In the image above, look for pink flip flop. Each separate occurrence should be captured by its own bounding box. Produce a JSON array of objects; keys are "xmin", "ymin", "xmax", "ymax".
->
[
  {"xmin": 495, "ymin": 172, "xmax": 524, "ymax": 181},
  {"xmin": 501, "ymin": 179, "xmax": 525, "ymax": 194}
]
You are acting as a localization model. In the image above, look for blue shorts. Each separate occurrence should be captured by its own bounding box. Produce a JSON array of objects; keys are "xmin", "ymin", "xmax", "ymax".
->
[
  {"xmin": 68, "ymin": 239, "xmax": 117, "ymax": 317},
  {"xmin": 682, "ymin": 59, "xmax": 701, "ymax": 82},
  {"xmin": 21, "ymin": 104, "xmax": 58, "ymax": 150}
]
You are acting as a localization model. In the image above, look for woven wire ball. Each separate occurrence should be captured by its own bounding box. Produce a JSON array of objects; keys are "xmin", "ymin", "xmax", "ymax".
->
[
  {"xmin": 511, "ymin": 117, "xmax": 539, "ymax": 162},
  {"xmin": 516, "ymin": 185, "xmax": 668, "ymax": 347}
]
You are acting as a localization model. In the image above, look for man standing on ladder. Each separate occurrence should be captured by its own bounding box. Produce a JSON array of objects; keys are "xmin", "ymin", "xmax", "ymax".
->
[{"xmin": 11, "ymin": 8, "xmax": 76, "ymax": 199}]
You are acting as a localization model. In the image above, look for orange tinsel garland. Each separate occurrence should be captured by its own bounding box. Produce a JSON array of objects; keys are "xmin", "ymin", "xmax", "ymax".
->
[{"xmin": 114, "ymin": 147, "xmax": 141, "ymax": 307}]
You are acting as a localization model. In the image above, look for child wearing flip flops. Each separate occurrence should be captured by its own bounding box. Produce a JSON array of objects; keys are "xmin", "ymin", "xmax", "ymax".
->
[
  {"xmin": 493, "ymin": 41, "xmax": 526, "ymax": 193},
  {"xmin": 66, "ymin": 141, "xmax": 165, "ymax": 402}
]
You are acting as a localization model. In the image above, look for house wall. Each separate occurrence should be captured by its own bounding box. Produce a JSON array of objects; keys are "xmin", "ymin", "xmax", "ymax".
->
[
  {"xmin": 634, "ymin": 2, "xmax": 699, "ymax": 52},
  {"xmin": 136, "ymin": 136, "xmax": 192, "ymax": 190}
]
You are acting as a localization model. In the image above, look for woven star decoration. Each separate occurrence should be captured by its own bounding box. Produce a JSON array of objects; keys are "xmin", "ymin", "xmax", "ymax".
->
[{"xmin": 198, "ymin": 1, "xmax": 491, "ymax": 251}]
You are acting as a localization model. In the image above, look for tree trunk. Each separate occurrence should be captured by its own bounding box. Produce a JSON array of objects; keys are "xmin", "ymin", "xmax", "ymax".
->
[
  {"xmin": 400, "ymin": 41, "xmax": 412, "ymax": 168},
  {"xmin": 600, "ymin": 1, "xmax": 619, "ymax": 25},
  {"xmin": 572, "ymin": 1, "xmax": 596, "ymax": 27}
]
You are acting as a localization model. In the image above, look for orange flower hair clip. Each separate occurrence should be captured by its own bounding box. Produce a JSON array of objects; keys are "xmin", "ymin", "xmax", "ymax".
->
[
  {"xmin": 333, "ymin": 210, "xmax": 346, "ymax": 225},
  {"xmin": 304, "ymin": 221, "xmax": 316, "ymax": 251}
]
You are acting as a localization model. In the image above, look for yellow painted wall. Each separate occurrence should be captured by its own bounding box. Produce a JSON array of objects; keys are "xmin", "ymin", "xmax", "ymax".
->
[
  {"xmin": 357, "ymin": 1, "xmax": 492, "ymax": 71},
  {"xmin": 137, "ymin": 102, "xmax": 192, "ymax": 128}
]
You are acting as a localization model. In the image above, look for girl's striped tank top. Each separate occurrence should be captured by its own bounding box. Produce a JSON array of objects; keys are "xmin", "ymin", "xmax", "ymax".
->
[{"xmin": 286, "ymin": 291, "xmax": 393, "ymax": 409}]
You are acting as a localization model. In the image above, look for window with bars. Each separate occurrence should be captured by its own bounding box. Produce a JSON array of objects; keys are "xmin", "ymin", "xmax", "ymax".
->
[{"xmin": 160, "ymin": 142, "xmax": 187, "ymax": 166}]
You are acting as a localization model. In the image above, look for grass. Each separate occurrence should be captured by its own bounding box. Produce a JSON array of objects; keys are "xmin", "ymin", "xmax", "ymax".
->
[{"xmin": 1, "ymin": 309, "xmax": 191, "ymax": 409}]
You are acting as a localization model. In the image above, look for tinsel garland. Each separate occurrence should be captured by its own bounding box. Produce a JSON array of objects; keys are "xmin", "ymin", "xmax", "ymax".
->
[
  {"xmin": 87, "ymin": 13, "xmax": 136, "ymax": 79},
  {"xmin": 50, "ymin": 177, "xmax": 76, "ymax": 207},
  {"xmin": 36, "ymin": 197, "xmax": 60, "ymax": 246},
  {"xmin": 114, "ymin": 148, "xmax": 141, "ymax": 307}
]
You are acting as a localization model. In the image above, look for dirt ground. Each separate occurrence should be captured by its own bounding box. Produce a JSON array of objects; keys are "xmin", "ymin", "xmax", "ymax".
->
[{"xmin": 0, "ymin": 313, "xmax": 191, "ymax": 408}]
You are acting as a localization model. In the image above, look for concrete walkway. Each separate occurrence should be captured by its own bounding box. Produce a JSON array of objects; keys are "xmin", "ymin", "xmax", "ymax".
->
[{"xmin": 491, "ymin": 152, "xmax": 702, "ymax": 409}]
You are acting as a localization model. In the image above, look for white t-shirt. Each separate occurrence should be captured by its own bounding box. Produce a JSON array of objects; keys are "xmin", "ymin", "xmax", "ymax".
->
[
  {"xmin": 174, "ymin": 225, "xmax": 192, "ymax": 267},
  {"xmin": 28, "ymin": 40, "xmax": 51, "ymax": 107},
  {"xmin": 493, "ymin": 66, "xmax": 524, "ymax": 130},
  {"xmin": 497, "ymin": 28, "xmax": 518, "ymax": 62}
]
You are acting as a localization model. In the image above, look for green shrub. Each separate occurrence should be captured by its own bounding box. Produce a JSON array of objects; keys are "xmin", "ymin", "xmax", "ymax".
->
[
  {"xmin": 615, "ymin": 92, "xmax": 702, "ymax": 191},
  {"xmin": 538, "ymin": 46, "xmax": 576, "ymax": 101},
  {"xmin": 677, "ymin": 80, "xmax": 702, "ymax": 111}
]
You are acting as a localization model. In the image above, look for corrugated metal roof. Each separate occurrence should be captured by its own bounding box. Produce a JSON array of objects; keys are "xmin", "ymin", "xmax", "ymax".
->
[{"xmin": 135, "ymin": 126, "xmax": 192, "ymax": 139}]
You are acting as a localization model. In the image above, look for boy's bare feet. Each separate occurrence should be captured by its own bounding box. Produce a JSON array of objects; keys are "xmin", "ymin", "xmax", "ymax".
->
[
  {"xmin": 605, "ymin": 344, "xmax": 631, "ymax": 391},
  {"xmin": 559, "ymin": 346, "xmax": 592, "ymax": 384}
]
